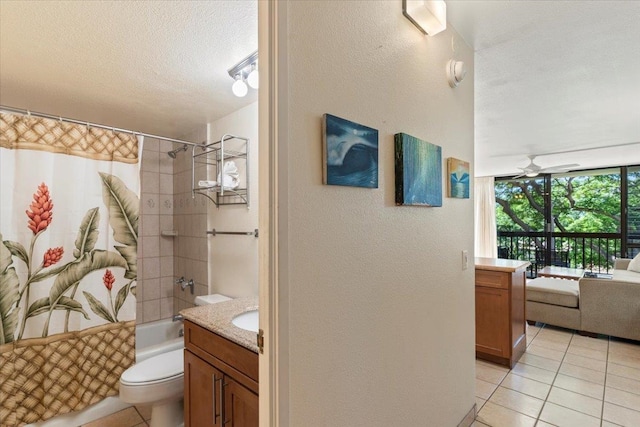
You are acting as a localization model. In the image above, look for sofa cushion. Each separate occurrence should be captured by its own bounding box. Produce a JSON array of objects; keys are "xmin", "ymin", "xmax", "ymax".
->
[
  {"xmin": 627, "ymin": 253, "xmax": 640, "ymax": 273},
  {"xmin": 612, "ymin": 268, "xmax": 640, "ymax": 283},
  {"xmin": 526, "ymin": 277, "xmax": 580, "ymax": 308}
]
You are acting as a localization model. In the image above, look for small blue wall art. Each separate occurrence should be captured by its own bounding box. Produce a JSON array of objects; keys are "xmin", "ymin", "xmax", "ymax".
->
[
  {"xmin": 323, "ymin": 114, "xmax": 378, "ymax": 188},
  {"xmin": 394, "ymin": 133, "xmax": 442, "ymax": 206},
  {"xmin": 447, "ymin": 157, "xmax": 470, "ymax": 198}
]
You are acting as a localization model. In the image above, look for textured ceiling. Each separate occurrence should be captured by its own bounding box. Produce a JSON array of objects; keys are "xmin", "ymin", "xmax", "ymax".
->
[
  {"xmin": 447, "ymin": 0, "xmax": 640, "ymax": 177},
  {"xmin": 2, "ymin": 1, "xmax": 638, "ymax": 174},
  {"xmin": 0, "ymin": 1, "xmax": 257, "ymax": 140}
]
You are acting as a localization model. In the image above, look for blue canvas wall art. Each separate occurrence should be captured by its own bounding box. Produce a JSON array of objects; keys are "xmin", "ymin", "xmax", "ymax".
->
[
  {"xmin": 323, "ymin": 114, "xmax": 378, "ymax": 188},
  {"xmin": 447, "ymin": 157, "xmax": 470, "ymax": 198},
  {"xmin": 394, "ymin": 133, "xmax": 442, "ymax": 206}
]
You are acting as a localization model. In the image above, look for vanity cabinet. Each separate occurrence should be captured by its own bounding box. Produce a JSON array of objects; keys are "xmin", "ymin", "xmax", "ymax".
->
[
  {"xmin": 184, "ymin": 320, "xmax": 258, "ymax": 427},
  {"xmin": 475, "ymin": 258, "xmax": 529, "ymax": 368}
]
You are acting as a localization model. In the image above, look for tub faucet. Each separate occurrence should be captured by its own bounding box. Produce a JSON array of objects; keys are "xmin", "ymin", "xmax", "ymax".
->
[
  {"xmin": 181, "ymin": 279, "xmax": 194, "ymax": 295},
  {"xmin": 172, "ymin": 314, "xmax": 184, "ymax": 322}
]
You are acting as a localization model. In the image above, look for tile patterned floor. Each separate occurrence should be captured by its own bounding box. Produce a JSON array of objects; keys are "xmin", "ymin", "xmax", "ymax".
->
[
  {"xmin": 473, "ymin": 323, "xmax": 640, "ymax": 427},
  {"xmin": 86, "ymin": 324, "xmax": 640, "ymax": 427},
  {"xmin": 82, "ymin": 405, "xmax": 150, "ymax": 427}
]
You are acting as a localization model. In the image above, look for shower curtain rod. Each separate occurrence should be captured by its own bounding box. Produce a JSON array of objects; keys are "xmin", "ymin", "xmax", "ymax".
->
[{"xmin": 0, "ymin": 105, "xmax": 204, "ymax": 147}]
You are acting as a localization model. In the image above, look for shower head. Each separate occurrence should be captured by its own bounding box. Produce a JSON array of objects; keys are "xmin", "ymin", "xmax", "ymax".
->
[{"xmin": 167, "ymin": 145, "xmax": 188, "ymax": 158}]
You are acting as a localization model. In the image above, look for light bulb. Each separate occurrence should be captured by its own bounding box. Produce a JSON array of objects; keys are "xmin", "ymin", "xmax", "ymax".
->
[
  {"xmin": 247, "ymin": 63, "xmax": 259, "ymax": 89},
  {"xmin": 232, "ymin": 75, "xmax": 248, "ymax": 97}
]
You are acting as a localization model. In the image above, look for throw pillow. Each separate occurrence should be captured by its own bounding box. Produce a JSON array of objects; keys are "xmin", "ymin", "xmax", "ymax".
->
[{"xmin": 628, "ymin": 252, "xmax": 640, "ymax": 273}]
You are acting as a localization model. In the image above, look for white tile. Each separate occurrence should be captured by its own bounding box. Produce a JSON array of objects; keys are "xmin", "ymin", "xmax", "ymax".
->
[
  {"xmin": 488, "ymin": 387, "xmax": 544, "ymax": 418},
  {"xmin": 476, "ymin": 362, "xmax": 509, "ymax": 385},
  {"xmin": 530, "ymin": 338, "xmax": 569, "ymax": 353},
  {"xmin": 476, "ymin": 397, "xmax": 487, "ymax": 412},
  {"xmin": 477, "ymin": 359, "xmax": 510, "ymax": 373},
  {"xmin": 539, "ymin": 402, "xmax": 600, "ymax": 427},
  {"xmin": 476, "ymin": 378, "xmax": 499, "ymax": 400},
  {"xmin": 605, "ymin": 386, "xmax": 640, "ymax": 412},
  {"xmin": 547, "ymin": 387, "xmax": 603, "ymax": 418},
  {"xmin": 559, "ymin": 362, "xmax": 605, "ymax": 385},
  {"xmin": 537, "ymin": 327, "xmax": 573, "ymax": 343},
  {"xmin": 534, "ymin": 421, "xmax": 556, "ymax": 427},
  {"xmin": 608, "ymin": 340, "xmax": 640, "ymax": 358},
  {"xmin": 608, "ymin": 352, "xmax": 640, "ymax": 370},
  {"xmin": 511, "ymin": 363, "xmax": 557, "ymax": 385},
  {"xmin": 607, "ymin": 362, "xmax": 640, "ymax": 382},
  {"xmin": 526, "ymin": 344, "xmax": 566, "ymax": 362},
  {"xmin": 606, "ymin": 373, "xmax": 640, "ymax": 396},
  {"xmin": 553, "ymin": 374, "xmax": 604, "ymax": 399},
  {"xmin": 570, "ymin": 334, "xmax": 608, "ymax": 351},
  {"xmin": 603, "ymin": 402, "xmax": 640, "ymax": 426},
  {"xmin": 501, "ymin": 373, "xmax": 551, "ymax": 400},
  {"xmin": 567, "ymin": 345, "xmax": 607, "ymax": 361},
  {"xmin": 519, "ymin": 353, "xmax": 561, "ymax": 372},
  {"xmin": 476, "ymin": 401, "xmax": 536, "ymax": 427},
  {"xmin": 562, "ymin": 352, "xmax": 607, "ymax": 372},
  {"xmin": 601, "ymin": 421, "xmax": 623, "ymax": 427}
]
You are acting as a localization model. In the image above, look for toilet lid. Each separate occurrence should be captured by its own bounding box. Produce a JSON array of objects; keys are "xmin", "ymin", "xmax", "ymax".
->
[{"xmin": 121, "ymin": 348, "xmax": 184, "ymax": 384}]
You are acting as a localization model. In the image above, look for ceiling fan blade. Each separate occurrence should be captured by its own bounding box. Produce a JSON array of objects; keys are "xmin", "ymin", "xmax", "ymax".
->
[{"xmin": 537, "ymin": 163, "xmax": 580, "ymax": 173}]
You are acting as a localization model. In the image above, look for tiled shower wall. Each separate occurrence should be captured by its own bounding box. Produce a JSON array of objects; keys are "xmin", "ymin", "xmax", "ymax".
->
[
  {"xmin": 172, "ymin": 128, "xmax": 210, "ymax": 312},
  {"xmin": 137, "ymin": 137, "xmax": 175, "ymax": 323}
]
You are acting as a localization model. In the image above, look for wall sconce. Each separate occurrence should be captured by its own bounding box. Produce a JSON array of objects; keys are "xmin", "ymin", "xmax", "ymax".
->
[
  {"xmin": 446, "ymin": 60, "xmax": 466, "ymax": 88},
  {"xmin": 228, "ymin": 50, "xmax": 258, "ymax": 97},
  {"xmin": 402, "ymin": 0, "xmax": 447, "ymax": 36}
]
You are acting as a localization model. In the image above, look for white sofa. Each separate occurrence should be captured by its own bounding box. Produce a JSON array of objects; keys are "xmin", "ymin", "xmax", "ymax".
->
[{"xmin": 526, "ymin": 258, "xmax": 640, "ymax": 341}]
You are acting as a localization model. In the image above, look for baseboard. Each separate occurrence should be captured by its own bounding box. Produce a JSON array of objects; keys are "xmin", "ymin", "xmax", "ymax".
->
[{"xmin": 457, "ymin": 403, "xmax": 476, "ymax": 427}]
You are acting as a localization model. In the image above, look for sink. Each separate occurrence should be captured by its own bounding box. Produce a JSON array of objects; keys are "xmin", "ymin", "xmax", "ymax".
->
[{"xmin": 232, "ymin": 310, "xmax": 259, "ymax": 333}]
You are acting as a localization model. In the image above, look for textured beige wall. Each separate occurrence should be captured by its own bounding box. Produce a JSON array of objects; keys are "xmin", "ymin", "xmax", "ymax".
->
[
  {"xmin": 282, "ymin": 2, "xmax": 476, "ymax": 425},
  {"xmin": 207, "ymin": 102, "xmax": 259, "ymax": 298}
]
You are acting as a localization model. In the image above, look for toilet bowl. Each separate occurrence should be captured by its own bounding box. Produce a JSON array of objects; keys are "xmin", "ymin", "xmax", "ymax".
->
[
  {"xmin": 120, "ymin": 348, "xmax": 184, "ymax": 427},
  {"xmin": 120, "ymin": 294, "xmax": 232, "ymax": 427}
]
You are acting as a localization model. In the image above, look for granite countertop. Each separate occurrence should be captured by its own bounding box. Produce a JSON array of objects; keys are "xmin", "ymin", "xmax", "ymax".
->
[{"xmin": 180, "ymin": 296, "xmax": 259, "ymax": 353}]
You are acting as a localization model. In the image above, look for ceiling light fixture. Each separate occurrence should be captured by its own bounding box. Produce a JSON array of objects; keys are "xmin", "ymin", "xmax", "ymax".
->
[
  {"xmin": 247, "ymin": 62, "xmax": 259, "ymax": 89},
  {"xmin": 402, "ymin": 0, "xmax": 447, "ymax": 36},
  {"xmin": 232, "ymin": 74, "xmax": 248, "ymax": 97},
  {"xmin": 228, "ymin": 50, "xmax": 258, "ymax": 97}
]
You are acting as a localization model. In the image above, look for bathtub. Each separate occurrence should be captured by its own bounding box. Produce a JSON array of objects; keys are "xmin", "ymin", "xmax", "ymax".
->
[{"xmin": 27, "ymin": 318, "xmax": 184, "ymax": 427}]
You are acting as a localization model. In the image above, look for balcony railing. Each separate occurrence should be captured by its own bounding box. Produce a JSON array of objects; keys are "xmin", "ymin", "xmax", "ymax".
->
[{"xmin": 497, "ymin": 231, "xmax": 622, "ymax": 275}]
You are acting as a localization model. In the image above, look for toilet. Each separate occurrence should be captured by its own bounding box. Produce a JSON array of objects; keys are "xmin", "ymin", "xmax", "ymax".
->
[{"xmin": 120, "ymin": 294, "xmax": 232, "ymax": 427}]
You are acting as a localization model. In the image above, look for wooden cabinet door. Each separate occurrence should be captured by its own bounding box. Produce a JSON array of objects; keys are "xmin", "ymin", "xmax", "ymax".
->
[
  {"xmin": 223, "ymin": 376, "xmax": 259, "ymax": 427},
  {"xmin": 184, "ymin": 350, "xmax": 224, "ymax": 427},
  {"xmin": 475, "ymin": 286, "xmax": 509, "ymax": 358}
]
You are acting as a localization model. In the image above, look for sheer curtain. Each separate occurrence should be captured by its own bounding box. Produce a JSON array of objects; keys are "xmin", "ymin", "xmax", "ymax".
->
[{"xmin": 474, "ymin": 176, "xmax": 497, "ymax": 258}]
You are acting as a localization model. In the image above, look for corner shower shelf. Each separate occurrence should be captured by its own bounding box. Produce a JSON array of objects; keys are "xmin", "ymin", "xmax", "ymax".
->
[{"xmin": 191, "ymin": 134, "xmax": 250, "ymax": 208}]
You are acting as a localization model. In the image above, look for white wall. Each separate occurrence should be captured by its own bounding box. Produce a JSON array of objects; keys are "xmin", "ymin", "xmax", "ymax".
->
[
  {"xmin": 280, "ymin": 2, "xmax": 475, "ymax": 425},
  {"xmin": 207, "ymin": 102, "xmax": 259, "ymax": 298}
]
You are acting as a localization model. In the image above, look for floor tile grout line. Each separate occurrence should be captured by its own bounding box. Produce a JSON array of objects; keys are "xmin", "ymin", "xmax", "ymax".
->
[
  {"xmin": 534, "ymin": 324, "xmax": 574, "ymax": 425},
  {"xmin": 600, "ymin": 336, "xmax": 610, "ymax": 427}
]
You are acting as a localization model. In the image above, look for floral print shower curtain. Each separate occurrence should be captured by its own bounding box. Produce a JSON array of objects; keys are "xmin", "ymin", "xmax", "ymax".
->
[{"xmin": 0, "ymin": 112, "xmax": 140, "ymax": 426}]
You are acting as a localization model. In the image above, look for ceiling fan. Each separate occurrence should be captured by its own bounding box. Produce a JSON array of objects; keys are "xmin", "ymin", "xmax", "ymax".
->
[{"xmin": 513, "ymin": 155, "xmax": 579, "ymax": 178}]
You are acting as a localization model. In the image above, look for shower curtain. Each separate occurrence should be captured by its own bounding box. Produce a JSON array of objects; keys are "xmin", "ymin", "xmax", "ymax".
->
[{"xmin": 0, "ymin": 112, "xmax": 140, "ymax": 426}]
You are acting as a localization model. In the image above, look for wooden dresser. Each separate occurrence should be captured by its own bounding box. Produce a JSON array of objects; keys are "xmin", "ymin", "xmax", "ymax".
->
[{"xmin": 475, "ymin": 257, "xmax": 530, "ymax": 368}]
